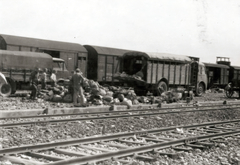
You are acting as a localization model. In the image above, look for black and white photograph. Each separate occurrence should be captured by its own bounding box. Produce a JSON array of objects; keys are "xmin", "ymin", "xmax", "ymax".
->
[{"xmin": 0, "ymin": 0, "xmax": 240, "ymax": 164}]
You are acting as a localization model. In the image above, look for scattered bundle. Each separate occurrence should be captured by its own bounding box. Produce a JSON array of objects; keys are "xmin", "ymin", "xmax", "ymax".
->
[{"xmin": 34, "ymin": 77, "xmax": 184, "ymax": 106}]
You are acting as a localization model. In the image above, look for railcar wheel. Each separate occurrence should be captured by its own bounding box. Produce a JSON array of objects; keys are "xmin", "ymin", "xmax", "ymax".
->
[
  {"xmin": 196, "ymin": 83, "xmax": 205, "ymax": 96},
  {"xmin": 157, "ymin": 81, "xmax": 168, "ymax": 95},
  {"xmin": 0, "ymin": 83, "xmax": 12, "ymax": 97},
  {"xmin": 6, "ymin": 78, "xmax": 16, "ymax": 94}
]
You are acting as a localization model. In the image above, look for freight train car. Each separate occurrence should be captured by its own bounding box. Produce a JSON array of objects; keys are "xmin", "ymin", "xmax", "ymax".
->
[
  {"xmin": 216, "ymin": 57, "xmax": 240, "ymax": 97},
  {"xmin": 83, "ymin": 45, "xmax": 132, "ymax": 85},
  {"xmin": 115, "ymin": 51, "xmax": 207, "ymax": 96},
  {"xmin": 0, "ymin": 34, "xmax": 88, "ymax": 77},
  {"xmin": 227, "ymin": 65, "xmax": 240, "ymax": 97},
  {"xmin": 203, "ymin": 62, "xmax": 229, "ymax": 89}
]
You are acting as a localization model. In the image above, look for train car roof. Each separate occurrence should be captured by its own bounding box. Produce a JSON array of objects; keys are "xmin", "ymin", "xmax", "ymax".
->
[
  {"xmin": 84, "ymin": 45, "xmax": 132, "ymax": 56},
  {"xmin": 0, "ymin": 49, "xmax": 52, "ymax": 59},
  {"xmin": 123, "ymin": 51, "xmax": 192, "ymax": 62},
  {"xmin": 231, "ymin": 65, "xmax": 240, "ymax": 70},
  {"xmin": 203, "ymin": 62, "xmax": 230, "ymax": 69},
  {"xmin": 0, "ymin": 34, "xmax": 87, "ymax": 53}
]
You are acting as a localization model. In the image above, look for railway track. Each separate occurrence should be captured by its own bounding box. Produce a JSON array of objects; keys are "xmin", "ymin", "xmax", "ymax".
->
[
  {"xmin": 1, "ymin": 103, "xmax": 240, "ymax": 128},
  {"xmin": 1, "ymin": 120, "xmax": 240, "ymax": 165}
]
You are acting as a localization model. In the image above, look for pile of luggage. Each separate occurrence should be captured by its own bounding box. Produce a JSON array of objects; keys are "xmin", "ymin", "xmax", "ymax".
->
[
  {"xmin": 34, "ymin": 79, "xmax": 138, "ymax": 106},
  {"xmin": 34, "ymin": 77, "xmax": 181, "ymax": 106},
  {"xmin": 37, "ymin": 85, "xmax": 72, "ymax": 103}
]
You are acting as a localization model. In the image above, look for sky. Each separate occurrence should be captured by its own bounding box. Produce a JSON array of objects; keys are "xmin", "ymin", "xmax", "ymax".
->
[{"xmin": 0, "ymin": 0, "xmax": 240, "ymax": 66}]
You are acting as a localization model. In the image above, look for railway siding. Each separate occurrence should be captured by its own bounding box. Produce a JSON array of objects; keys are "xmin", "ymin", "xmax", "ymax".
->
[
  {"xmin": 1, "ymin": 100, "xmax": 240, "ymax": 118},
  {"xmin": 1, "ymin": 104, "xmax": 240, "ymax": 149},
  {"xmin": 1, "ymin": 121, "xmax": 240, "ymax": 164}
]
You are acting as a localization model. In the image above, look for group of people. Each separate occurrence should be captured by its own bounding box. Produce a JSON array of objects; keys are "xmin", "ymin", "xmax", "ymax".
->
[
  {"xmin": 29, "ymin": 66, "xmax": 139, "ymax": 108},
  {"xmin": 29, "ymin": 67, "xmax": 86, "ymax": 107},
  {"xmin": 29, "ymin": 68, "xmax": 57, "ymax": 100}
]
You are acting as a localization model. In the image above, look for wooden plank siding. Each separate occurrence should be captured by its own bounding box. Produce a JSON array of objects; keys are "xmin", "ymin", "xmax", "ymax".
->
[
  {"xmin": 147, "ymin": 61, "xmax": 152, "ymax": 84},
  {"xmin": 97, "ymin": 55, "xmax": 119, "ymax": 82},
  {"xmin": 162, "ymin": 62, "xmax": 165, "ymax": 79},
  {"xmin": 106, "ymin": 56, "xmax": 113, "ymax": 82},
  {"xmin": 187, "ymin": 65, "xmax": 190, "ymax": 85},
  {"xmin": 152, "ymin": 63, "xmax": 157, "ymax": 83},
  {"xmin": 163, "ymin": 64, "xmax": 169, "ymax": 79},
  {"xmin": 98, "ymin": 55, "xmax": 105, "ymax": 81},
  {"xmin": 167, "ymin": 62, "xmax": 171, "ymax": 83},
  {"xmin": 151, "ymin": 61, "xmax": 154, "ymax": 84},
  {"xmin": 146, "ymin": 60, "xmax": 192, "ymax": 86},
  {"xmin": 220, "ymin": 68, "xmax": 224, "ymax": 84},
  {"xmin": 179, "ymin": 64, "xmax": 182, "ymax": 84},
  {"xmin": 225, "ymin": 69, "xmax": 229, "ymax": 84},
  {"xmin": 181, "ymin": 65, "xmax": 186, "ymax": 84},
  {"xmin": 175, "ymin": 64, "xmax": 181, "ymax": 84},
  {"xmin": 158, "ymin": 63, "xmax": 164, "ymax": 83},
  {"xmin": 173, "ymin": 64, "xmax": 176, "ymax": 84},
  {"xmin": 156, "ymin": 62, "xmax": 159, "ymax": 84},
  {"xmin": 169, "ymin": 64, "xmax": 175, "ymax": 84},
  {"xmin": 185, "ymin": 65, "xmax": 188, "ymax": 85}
]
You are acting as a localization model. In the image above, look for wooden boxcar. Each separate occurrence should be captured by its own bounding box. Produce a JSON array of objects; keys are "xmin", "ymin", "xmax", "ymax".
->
[
  {"xmin": 226, "ymin": 65, "xmax": 240, "ymax": 97},
  {"xmin": 0, "ymin": 34, "xmax": 88, "ymax": 77},
  {"xmin": 203, "ymin": 62, "xmax": 230, "ymax": 89},
  {"xmin": 214, "ymin": 57, "xmax": 240, "ymax": 97},
  {"xmin": 216, "ymin": 57, "xmax": 240, "ymax": 85},
  {"xmin": 229, "ymin": 66, "xmax": 240, "ymax": 84},
  {"xmin": 84, "ymin": 45, "xmax": 132, "ymax": 85},
  {"xmin": 117, "ymin": 51, "xmax": 207, "ymax": 96}
]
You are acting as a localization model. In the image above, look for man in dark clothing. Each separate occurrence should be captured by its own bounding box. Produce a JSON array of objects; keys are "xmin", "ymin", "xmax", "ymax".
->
[
  {"xmin": 68, "ymin": 70, "xmax": 75, "ymax": 95},
  {"xmin": 29, "ymin": 68, "xmax": 39, "ymax": 100},
  {"xmin": 39, "ymin": 68, "xmax": 47, "ymax": 89},
  {"xmin": 72, "ymin": 68, "xmax": 85, "ymax": 106}
]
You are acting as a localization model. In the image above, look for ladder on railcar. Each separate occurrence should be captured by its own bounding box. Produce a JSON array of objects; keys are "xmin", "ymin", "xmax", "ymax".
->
[{"xmin": 190, "ymin": 61, "xmax": 199, "ymax": 87}]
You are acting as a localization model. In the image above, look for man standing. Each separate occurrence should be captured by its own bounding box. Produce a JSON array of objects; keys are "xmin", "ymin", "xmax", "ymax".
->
[
  {"xmin": 72, "ymin": 68, "xmax": 85, "ymax": 107},
  {"xmin": 50, "ymin": 70, "xmax": 57, "ymax": 87},
  {"xmin": 29, "ymin": 68, "xmax": 39, "ymax": 100},
  {"xmin": 39, "ymin": 68, "xmax": 47, "ymax": 89}
]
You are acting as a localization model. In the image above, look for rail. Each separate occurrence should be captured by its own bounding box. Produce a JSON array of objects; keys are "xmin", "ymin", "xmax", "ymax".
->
[
  {"xmin": 1, "ymin": 119, "xmax": 240, "ymax": 164},
  {"xmin": 1, "ymin": 105, "xmax": 240, "ymax": 128}
]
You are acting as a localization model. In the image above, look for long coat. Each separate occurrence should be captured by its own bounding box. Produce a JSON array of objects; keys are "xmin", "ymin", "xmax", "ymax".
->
[{"xmin": 72, "ymin": 73, "xmax": 83, "ymax": 89}]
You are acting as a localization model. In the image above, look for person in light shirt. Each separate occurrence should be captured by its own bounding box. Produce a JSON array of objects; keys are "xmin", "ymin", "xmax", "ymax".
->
[{"xmin": 50, "ymin": 70, "xmax": 57, "ymax": 87}]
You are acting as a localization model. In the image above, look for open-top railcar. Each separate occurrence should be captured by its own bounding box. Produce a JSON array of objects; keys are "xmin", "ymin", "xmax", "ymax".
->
[{"xmin": 115, "ymin": 51, "xmax": 207, "ymax": 96}]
